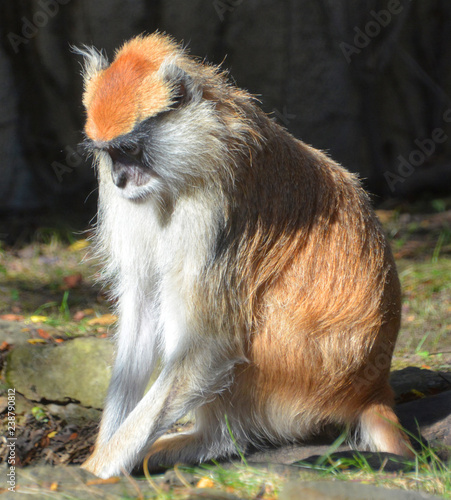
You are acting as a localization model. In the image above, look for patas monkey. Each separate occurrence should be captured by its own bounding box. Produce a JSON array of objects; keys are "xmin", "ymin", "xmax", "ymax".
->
[{"xmin": 78, "ymin": 33, "xmax": 412, "ymax": 478}]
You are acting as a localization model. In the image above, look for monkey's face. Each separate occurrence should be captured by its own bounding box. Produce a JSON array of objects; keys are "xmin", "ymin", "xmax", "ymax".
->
[
  {"xmin": 88, "ymin": 95, "xmax": 222, "ymax": 201},
  {"xmin": 89, "ymin": 119, "xmax": 166, "ymax": 201},
  {"xmin": 80, "ymin": 37, "xmax": 230, "ymax": 201}
]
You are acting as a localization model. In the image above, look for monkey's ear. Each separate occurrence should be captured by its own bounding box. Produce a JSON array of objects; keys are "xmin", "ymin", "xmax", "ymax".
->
[
  {"xmin": 158, "ymin": 60, "xmax": 203, "ymax": 107},
  {"xmin": 72, "ymin": 45, "xmax": 109, "ymax": 85}
]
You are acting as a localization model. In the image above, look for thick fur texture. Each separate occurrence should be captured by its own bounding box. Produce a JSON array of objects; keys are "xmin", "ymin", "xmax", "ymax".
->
[{"xmin": 78, "ymin": 33, "xmax": 412, "ymax": 478}]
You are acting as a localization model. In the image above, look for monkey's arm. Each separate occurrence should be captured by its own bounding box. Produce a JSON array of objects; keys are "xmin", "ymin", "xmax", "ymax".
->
[
  {"xmin": 82, "ymin": 341, "xmax": 237, "ymax": 478},
  {"xmin": 95, "ymin": 290, "xmax": 159, "ymax": 447}
]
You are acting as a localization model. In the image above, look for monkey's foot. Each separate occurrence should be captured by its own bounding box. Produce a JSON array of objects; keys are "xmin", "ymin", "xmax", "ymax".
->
[{"xmin": 81, "ymin": 451, "xmax": 124, "ymax": 479}]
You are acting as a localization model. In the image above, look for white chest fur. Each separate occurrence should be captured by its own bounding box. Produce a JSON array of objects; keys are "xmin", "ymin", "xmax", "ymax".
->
[{"xmin": 98, "ymin": 181, "xmax": 223, "ymax": 360}]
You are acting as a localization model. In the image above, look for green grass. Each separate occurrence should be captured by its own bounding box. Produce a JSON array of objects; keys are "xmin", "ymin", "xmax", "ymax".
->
[
  {"xmin": 0, "ymin": 238, "xmax": 111, "ymax": 337},
  {"xmin": 394, "ymin": 259, "xmax": 451, "ymax": 369}
]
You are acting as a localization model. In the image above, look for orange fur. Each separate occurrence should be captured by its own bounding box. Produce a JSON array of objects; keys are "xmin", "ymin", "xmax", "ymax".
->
[{"xmin": 84, "ymin": 35, "xmax": 178, "ymax": 141}]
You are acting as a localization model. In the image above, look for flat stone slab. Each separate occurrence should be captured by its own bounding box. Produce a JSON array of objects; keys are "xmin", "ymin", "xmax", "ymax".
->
[
  {"xmin": 0, "ymin": 320, "xmax": 32, "ymax": 346},
  {"xmin": 391, "ymin": 367, "xmax": 451, "ymax": 400},
  {"xmin": 396, "ymin": 389, "xmax": 451, "ymax": 448},
  {"xmin": 5, "ymin": 337, "xmax": 114, "ymax": 408},
  {"xmin": 280, "ymin": 480, "xmax": 443, "ymax": 500}
]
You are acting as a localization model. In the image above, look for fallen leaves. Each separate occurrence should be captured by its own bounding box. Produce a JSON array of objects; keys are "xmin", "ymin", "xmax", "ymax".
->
[
  {"xmin": 86, "ymin": 477, "xmax": 121, "ymax": 486},
  {"xmin": 1, "ymin": 414, "xmax": 98, "ymax": 467},
  {"xmin": 68, "ymin": 239, "xmax": 90, "ymax": 252},
  {"xmin": 0, "ymin": 314, "xmax": 24, "ymax": 321},
  {"xmin": 0, "ymin": 341, "xmax": 12, "ymax": 351},
  {"xmin": 27, "ymin": 315, "xmax": 48, "ymax": 324},
  {"xmin": 37, "ymin": 328, "xmax": 51, "ymax": 340},
  {"xmin": 62, "ymin": 273, "xmax": 83, "ymax": 290},
  {"xmin": 196, "ymin": 477, "xmax": 215, "ymax": 488},
  {"xmin": 73, "ymin": 308, "xmax": 95, "ymax": 321},
  {"xmin": 87, "ymin": 314, "xmax": 117, "ymax": 326}
]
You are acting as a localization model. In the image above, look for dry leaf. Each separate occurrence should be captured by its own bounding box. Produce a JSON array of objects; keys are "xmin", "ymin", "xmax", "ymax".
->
[
  {"xmin": 0, "ymin": 314, "xmax": 24, "ymax": 321},
  {"xmin": 68, "ymin": 239, "xmax": 90, "ymax": 252},
  {"xmin": 73, "ymin": 308, "xmax": 95, "ymax": 321},
  {"xmin": 62, "ymin": 273, "xmax": 83, "ymax": 289},
  {"xmin": 196, "ymin": 478, "xmax": 215, "ymax": 488},
  {"xmin": 0, "ymin": 341, "xmax": 12, "ymax": 351},
  {"xmin": 37, "ymin": 328, "xmax": 51, "ymax": 340},
  {"xmin": 28, "ymin": 315, "xmax": 48, "ymax": 324},
  {"xmin": 86, "ymin": 477, "xmax": 121, "ymax": 486},
  {"xmin": 87, "ymin": 314, "xmax": 117, "ymax": 326},
  {"xmin": 27, "ymin": 339, "xmax": 47, "ymax": 345}
]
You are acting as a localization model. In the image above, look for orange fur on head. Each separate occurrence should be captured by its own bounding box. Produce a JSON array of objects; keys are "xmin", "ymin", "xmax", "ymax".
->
[{"xmin": 84, "ymin": 35, "xmax": 179, "ymax": 142}]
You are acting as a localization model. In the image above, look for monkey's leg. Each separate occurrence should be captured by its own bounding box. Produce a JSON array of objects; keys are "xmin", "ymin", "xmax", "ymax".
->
[
  {"xmin": 95, "ymin": 292, "xmax": 159, "ymax": 447},
  {"xmin": 143, "ymin": 431, "xmax": 217, "ymax": 471},
  {"xmin": 82, "ymin": 346, "xmax": 238, "ymax": 478},
  {"xmin": 144, "ymin": 401, "xmax": 243, "ymax": 470}
]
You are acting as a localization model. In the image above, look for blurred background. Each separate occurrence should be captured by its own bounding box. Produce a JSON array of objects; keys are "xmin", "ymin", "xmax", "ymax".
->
[{"xmin": 1, "ymin": 0, "xmax": 451, "ymax": 243}]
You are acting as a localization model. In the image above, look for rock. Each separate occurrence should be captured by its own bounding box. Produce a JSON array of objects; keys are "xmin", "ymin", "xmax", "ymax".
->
[
  {"xmin": 280, "ymin": 480, "xmax": 443, "ymax": 500},
  {"xmin": 186, "ymin": 489, "xmax": 241, "ymax": 500},
  {"xmin": 45, "ymin": 403, "xmax": 101, "ymax": 425},
  {"xmin": 294, "ymin": 451, "xmax": 413, "ymax": 473},
  {"xmin": 5, "ymin": 337, "xmax": 114, "ymax": 408},
  {"xmin": 162, "ymin": 468, "xmax": 198, "ymax": 487},
  {"xmin": 247, "ymin": 442, "xmax": 350, "ymax": 465},
  {"xmin": 397, "ymin": 390, "xmax": 451, "ymax": 449},
  {"xmin": 391, "ymin": 367, "xmax": 451, "ymax": 401},
  {"xmin": 0, "ymin": 320, "xmax": 32, "ymax": 346},
  {"xmin": 10, "ymin": 393, "xmax": 35, "ymax": 420}
]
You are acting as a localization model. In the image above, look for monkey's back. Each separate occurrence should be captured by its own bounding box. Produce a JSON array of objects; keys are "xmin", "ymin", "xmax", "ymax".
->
[{"xmin": 206, "ymin": 120, "xmax": 401, "ymax": 441}]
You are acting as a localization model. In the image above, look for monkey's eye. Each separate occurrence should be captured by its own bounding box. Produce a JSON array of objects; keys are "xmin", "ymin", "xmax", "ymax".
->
[{"xmin": 122, "ymin": 144, "xmax": 141, "ymax": 159}]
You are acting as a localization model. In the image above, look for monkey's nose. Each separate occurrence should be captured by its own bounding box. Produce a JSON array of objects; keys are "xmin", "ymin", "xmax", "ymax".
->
[{"xmin": 111, "ymin": 167, "xmax": 128, "ymax": 188}]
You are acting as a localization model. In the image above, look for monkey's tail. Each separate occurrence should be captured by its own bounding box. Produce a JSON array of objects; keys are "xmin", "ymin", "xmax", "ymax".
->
[{"xmin": 357, "ymin": 402, "xmax": 414, "ymax": 458}]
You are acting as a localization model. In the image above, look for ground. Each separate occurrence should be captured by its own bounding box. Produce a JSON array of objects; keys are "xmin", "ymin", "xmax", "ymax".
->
[{"xmin": 0, "ymin": 197, "xmax": 450, "ymax": 498}]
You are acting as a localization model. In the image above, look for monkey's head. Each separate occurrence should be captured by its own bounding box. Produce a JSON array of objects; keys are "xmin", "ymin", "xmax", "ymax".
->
[{"xmin": 78, "ymin": 33, "xmax": 255, "ymax": 201}]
